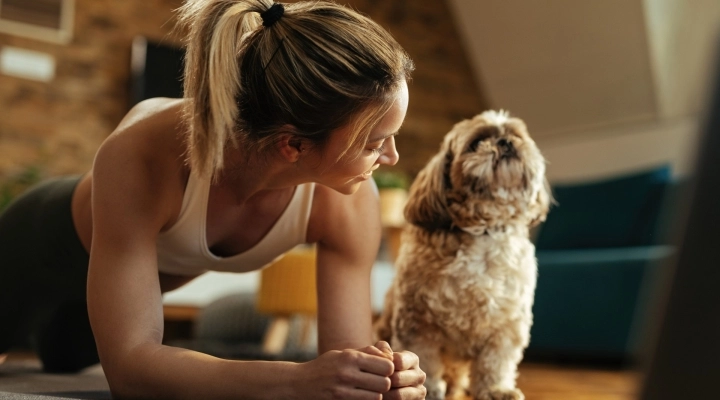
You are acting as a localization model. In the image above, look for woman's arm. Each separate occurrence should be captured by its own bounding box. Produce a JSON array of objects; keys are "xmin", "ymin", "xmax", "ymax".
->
[
  {"xmin": 312, "ymin": 180, "xmax": 382, "ymax": 353},
  {"xmin": 311, "ymin": 180, "xmax": 427, "ymax": 400},
  {"xmin": 87, "ymin": 127, "xmax": 297, "ymax": 399},
  {"xmin": 87, "ymin": 111, "xmax": 395, "ymax": 399}
]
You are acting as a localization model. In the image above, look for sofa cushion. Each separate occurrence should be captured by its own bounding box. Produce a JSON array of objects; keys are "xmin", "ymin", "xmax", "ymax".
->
[
  {"xmin": 535, "ymin": 165, "xmax": 672, "ymax": 250},
  {"xmin": 529, "ymin": 246, "xmax": 673, "ymax": 357}
]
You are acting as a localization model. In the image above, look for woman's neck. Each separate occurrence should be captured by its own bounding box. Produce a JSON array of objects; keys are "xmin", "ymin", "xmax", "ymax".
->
[{"xmin": 213, "ymin": 146, "xmax": 310, "ymax": 204}]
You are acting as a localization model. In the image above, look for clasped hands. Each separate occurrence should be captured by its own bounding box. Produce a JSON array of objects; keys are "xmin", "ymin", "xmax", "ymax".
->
[{"xmin": 300, "ymin": 340, "xmax": 427, "ymax": 400}]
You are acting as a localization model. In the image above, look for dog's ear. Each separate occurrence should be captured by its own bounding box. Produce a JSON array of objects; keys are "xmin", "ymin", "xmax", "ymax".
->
[
  {"xmin": 529, "ymin": 177, "xmax": 553, "ymax": 227},
  {"xmin": 404, "ymin": 149, "xmax": 454, "ymax": 231}
]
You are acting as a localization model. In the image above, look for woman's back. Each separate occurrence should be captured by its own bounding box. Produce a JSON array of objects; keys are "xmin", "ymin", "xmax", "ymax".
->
[
  {"xmin": 73, "ymin": 97, "xmax": 315, "ymax": 286},
  {"xmin": 2, "ymin": 1, "xmax": 427, "ymax": 398},
  {"xmin": 71, "ymin": 97, "xmax": 189, "ymax": 256}
]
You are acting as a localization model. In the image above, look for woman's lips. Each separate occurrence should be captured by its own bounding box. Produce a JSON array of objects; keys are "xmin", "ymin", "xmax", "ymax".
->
[{"xmin": 360, "ymin": 166, "xmax": 380, "ymax": 179}]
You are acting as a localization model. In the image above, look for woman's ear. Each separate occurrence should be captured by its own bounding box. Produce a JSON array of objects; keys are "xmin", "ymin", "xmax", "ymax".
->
[{"xmin": 275, "ymin": 125, "xmax": 304, "ymax": 163}]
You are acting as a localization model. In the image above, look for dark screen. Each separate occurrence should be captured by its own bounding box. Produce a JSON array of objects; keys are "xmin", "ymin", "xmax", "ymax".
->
[
  {"xmin": 639, "ymin": 37, "xmax": 720, "ymax": 399},
  {"xmin": 130, "ymin": 38, "xmax": 185, "ymax": 107}
]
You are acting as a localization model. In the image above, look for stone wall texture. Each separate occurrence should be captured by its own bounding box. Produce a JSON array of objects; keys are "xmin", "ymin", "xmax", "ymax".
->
[{"xmin": 0, "ymin": 0, "xmax": 486, "ymax": 180}]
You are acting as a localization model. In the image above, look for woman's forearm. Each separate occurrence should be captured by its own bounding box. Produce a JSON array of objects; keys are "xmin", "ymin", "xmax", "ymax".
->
[
  {"xmin": 108, "ymin": 343, "xmax": 300, "ymax": 400},
  {"xmin": 318, "ymin": 333, "xmax": 373, "ymax": 355}
]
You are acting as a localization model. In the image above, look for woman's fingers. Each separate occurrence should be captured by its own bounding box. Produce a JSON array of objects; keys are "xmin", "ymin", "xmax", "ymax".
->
[
  {"xmin": 351, "ymin": 369, "xmax": 393, "ymax": 393},
  {"xmin": 338, "ymin": 351, "xmax": 392, "ymax": 393},
  {"xmin": 356, "ymin": 344, "xmax": 425, "ymax": 397},
  {"xmin": 332, "ymin": 386, "xmax": 389, "ymax": 400},
  {"xmin": 359, "ymin": 344, "xmax": 393, "ymax": 361},
  {"xmin": 392, "ymin": 351, "xmax": 420, "ymax": 371},
  {"xmin": 356, "ymin": 351, "xmax": 395, "ymax": 376},
  {"xmin": 389, "ymin": 368, "xmax": 426, "ymax": 388},
  {"xmin": 302, "ymin": 349, "xmax": 400, "ymax": 399},
  {"xmin": 374, "ymin": 340, "xmax": 393, "ymax": 356},
  {"xmin": 388, "ymin": 351, "xmax": 425, "ymax": 391},
  {"xmin": 383, "ymin": 386, "xmax": 428, "ymax": 400}
]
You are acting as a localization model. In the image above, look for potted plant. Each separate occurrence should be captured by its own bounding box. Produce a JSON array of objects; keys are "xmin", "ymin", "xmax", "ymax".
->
[{"xmin": 373, "ymin": 170, "xmax": 410, "ymax": 228}]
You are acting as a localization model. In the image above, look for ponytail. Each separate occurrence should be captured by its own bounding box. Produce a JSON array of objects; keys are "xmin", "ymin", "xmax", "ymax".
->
[
  {"xmin": 178, "ymin": 0, "xmax": 271, "ymax": 178},
  {"xmin": 178, "ymin": 0, "xmax": 414, "ymax": 179}
]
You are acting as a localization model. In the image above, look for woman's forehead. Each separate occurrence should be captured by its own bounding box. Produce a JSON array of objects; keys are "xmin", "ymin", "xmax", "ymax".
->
[{"xmin": 370, "ymin": 83, "xmax": 409, "ymax": 140}]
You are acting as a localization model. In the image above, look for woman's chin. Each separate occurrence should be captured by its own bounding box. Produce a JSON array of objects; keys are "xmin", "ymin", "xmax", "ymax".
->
[{"xmin": 329, "ymin": 179, "xmax": 366, "ymax": 195}]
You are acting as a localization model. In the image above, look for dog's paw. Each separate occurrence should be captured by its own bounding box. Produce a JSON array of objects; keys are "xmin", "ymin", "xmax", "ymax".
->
[
  {"xmin": 424, "ymin": 386, "xmax": 447, "ymax": 400},
  {"xmin": 423, "ymin": 377, "xmax": 447, "ymax": 400},
  {"xmin": 474, "ymin": 387, "xmax": 524, "ymax": 400},
  {"xmin": 445, "ymin": 390, "xmax": 471, "ymax": 400},
  {"xmin": 425, "ymin": 388, "xmax": 446, "ymax": 400}
]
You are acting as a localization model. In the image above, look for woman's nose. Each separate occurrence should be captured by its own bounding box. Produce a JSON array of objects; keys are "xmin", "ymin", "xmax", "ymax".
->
[{"xmin": 379, "ymin": 136, "xmax": 399, "ymax": 166}]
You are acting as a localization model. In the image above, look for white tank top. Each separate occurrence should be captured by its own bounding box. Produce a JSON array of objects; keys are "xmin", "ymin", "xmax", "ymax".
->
[{"xmin": 156, "ymin": 169, "xmax": 315, "ymax": 276}]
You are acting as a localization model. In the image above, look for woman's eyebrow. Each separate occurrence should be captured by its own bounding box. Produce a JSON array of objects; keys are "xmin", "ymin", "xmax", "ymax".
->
[{"xmin": 368, "ymin": 131, "xmax": 399, "ymax": 143}]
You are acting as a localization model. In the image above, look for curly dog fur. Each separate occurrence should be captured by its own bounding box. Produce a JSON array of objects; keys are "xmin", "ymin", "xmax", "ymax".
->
[{"xmin": 375, "ymin": 110, "xmax": 551, "ymax": 400}]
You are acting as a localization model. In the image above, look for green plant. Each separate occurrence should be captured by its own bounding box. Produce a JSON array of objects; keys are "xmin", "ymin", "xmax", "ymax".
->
[
  {"xmin": 0, "ymin": 165, "xmax": 43, "ymax": 212},
  {"xmin": 373, "ymin": 170, "xmax": 410, "ymax": 190}
]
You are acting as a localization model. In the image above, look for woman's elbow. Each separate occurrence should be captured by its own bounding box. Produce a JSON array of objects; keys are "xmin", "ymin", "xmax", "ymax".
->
[{"xmin": 100, "ymin": 347, "xmax": 156, "ymax": 399}]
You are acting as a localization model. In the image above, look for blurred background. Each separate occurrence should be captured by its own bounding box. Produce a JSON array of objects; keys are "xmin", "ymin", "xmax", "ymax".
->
[
  {"xmin": 1, "ymin": 0, "xmax": 719, "ymax": 183},
  {"xmin": 1, "ymin": 0, "xmax": 720, "ymax": 398}
]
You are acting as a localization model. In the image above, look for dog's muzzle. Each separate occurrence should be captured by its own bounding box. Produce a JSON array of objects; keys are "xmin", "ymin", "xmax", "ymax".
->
[{"xmin": 498, "ymin": 138, "xmax": 517, "ymax": 159}]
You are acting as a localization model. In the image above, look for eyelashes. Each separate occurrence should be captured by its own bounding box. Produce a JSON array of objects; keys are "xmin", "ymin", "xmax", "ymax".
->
[
  {"xmin": 367, "ymin": 133, "xmax": 397, "ymax": 155},
  {"xmin": 370, "ymin": 144, "xmax": 386, "ymax": 155}
]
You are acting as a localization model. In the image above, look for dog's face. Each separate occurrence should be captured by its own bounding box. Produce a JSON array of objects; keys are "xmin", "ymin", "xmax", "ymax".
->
[{"xmin": 405, "ymin": 110, "xmax": 551, "ymax": 233}]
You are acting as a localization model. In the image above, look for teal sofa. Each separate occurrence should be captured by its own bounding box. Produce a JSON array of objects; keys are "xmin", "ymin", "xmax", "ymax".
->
[{"xmin": 528, "ymin": 166, "xmax": 683, "ymax": 362}]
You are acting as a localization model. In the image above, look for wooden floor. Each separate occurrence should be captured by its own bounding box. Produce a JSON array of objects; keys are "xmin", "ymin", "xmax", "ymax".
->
[
  {"xmin": 1, "ymin": 352, "xmax": 640, "ymax": 399},
  {"xmin": 518, "ymin": 362, "xmax": 639, "ymax": 400}
]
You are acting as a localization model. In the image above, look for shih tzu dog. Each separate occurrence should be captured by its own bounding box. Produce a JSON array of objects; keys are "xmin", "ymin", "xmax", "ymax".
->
[{"xmin": 375, "ymin": 110, "xmax": 551, "ymax": 400}]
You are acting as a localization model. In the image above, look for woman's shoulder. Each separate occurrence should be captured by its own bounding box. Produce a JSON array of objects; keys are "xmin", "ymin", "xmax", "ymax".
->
[
  {"xmin": 114, "ymin": 97, "xmax": 186, "ymax": 143},
  {"xmin": 99, "ymin": 98, "xmax": 188, "ymax": 169},
  {"xmin": 306, "ymin": 180, "xmax": 381, "ymax": 244},
  {"xmin": 91, "ymin": 98, "xmax": 189, "ymax": 222}
]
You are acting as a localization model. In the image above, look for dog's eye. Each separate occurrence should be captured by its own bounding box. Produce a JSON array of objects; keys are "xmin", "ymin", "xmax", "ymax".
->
[{"xmin": 467, "ymin": 134, "xmax": 491, "ymax": 153}]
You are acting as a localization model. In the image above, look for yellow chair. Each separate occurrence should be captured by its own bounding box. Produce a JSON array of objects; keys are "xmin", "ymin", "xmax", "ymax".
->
[
  {"xmin": 378, "ymin": 188, "xmax": 408, "ymax": 263},
  {"xmin": 256, "ymin": 245, "xmax": 317, "ymax": 354}
]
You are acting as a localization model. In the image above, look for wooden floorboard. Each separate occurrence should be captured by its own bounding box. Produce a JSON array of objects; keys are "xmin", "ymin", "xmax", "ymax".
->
[{"xmin": 518, "ymin": 362, "xmax": 639, "ymax": 400}]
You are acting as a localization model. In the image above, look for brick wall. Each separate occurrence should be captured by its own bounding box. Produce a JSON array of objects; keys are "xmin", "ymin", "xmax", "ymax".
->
[
  {"xmin": 347, "ymin": 0, "xmax": 488, "ymax": 175},
  {"xmin": 0, "ymin": 0, "xmax": 184, "ymax": 178},
  {"xmin": 0, "ymin": 0, "xmax": 486, "ymax": 180}
]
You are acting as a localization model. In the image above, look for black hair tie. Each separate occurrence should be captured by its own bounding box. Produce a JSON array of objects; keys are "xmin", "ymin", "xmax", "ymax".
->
[{"xmin": 261, "ymin": 3, "xmax": 284, "ymax": 27}]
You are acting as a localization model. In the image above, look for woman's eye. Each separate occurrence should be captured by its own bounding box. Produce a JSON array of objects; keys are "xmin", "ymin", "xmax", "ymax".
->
[
  {"xmin": 369, "ymin": 144, "xmax": 386, "ymax": 155},
  {"xmin": 367, "ymin": 140, "xmax": 386, "ymax": 155}
]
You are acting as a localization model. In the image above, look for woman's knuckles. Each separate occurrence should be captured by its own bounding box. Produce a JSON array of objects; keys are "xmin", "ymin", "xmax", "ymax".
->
[
  {"xmin": 382, "ymin": 376, "xmax": 392, "ymax": 392},
  {"xmin": 393, "ymin": 351, "xmax": 419, "ymax": 370},
  {"xmin": 390, "ymin": 369, "xmax": 426, "ymax": 387},
  {"xmin": 335, "ymin": 367, "xmax": 356, "ymax": 385},
  {"xmin": 383, "ymin": 386, "xmax": 427, "ymax": 400}
]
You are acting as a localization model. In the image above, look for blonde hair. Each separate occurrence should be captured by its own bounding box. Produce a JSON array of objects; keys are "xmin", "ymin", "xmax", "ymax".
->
[{"xmin": 177, "ymin": 0, "xmax": 414, "ymax": 178}]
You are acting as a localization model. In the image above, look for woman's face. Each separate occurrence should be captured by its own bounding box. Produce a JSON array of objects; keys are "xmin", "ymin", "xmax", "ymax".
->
[{"xmin": 307, "ymin": 80, "xmax": 409, "ymax": 194}]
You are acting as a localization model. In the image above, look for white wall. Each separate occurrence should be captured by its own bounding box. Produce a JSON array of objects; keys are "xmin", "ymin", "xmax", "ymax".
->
[
  {"xmin": 644, "ymin": 0, "xmax": 720, "ymax": 119},
  {"xmin": 536, "ymin": 117, "xmax": 700, "ymax": 184},
  {"xmin": 447, "ymin": 0, "xmax": 720, "ymax": 183},
  {"xmin": 447, "ymin": 0, "xmax": 658, "ymax": 137}
]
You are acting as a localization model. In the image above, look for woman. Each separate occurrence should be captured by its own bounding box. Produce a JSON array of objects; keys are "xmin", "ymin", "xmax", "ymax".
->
[{"xmin": 0, "ymin": 0, "xmax": 427, "ymax": 398}]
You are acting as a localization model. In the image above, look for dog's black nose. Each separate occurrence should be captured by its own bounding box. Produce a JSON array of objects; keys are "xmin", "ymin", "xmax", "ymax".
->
[{"xmin": 498, "ymin": 138, "xmax": 513, "ymax": 151}]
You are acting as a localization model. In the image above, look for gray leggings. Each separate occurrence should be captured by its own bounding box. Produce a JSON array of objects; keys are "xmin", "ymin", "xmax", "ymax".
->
[{"xmin": 0, "ymin": 175, "xmax": 99, "ymax": 372}]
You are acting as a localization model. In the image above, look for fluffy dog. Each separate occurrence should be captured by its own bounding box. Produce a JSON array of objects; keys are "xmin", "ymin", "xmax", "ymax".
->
[{"xmin": 375, "ymin": 110, "xmax": 551, "ymax": 400}]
